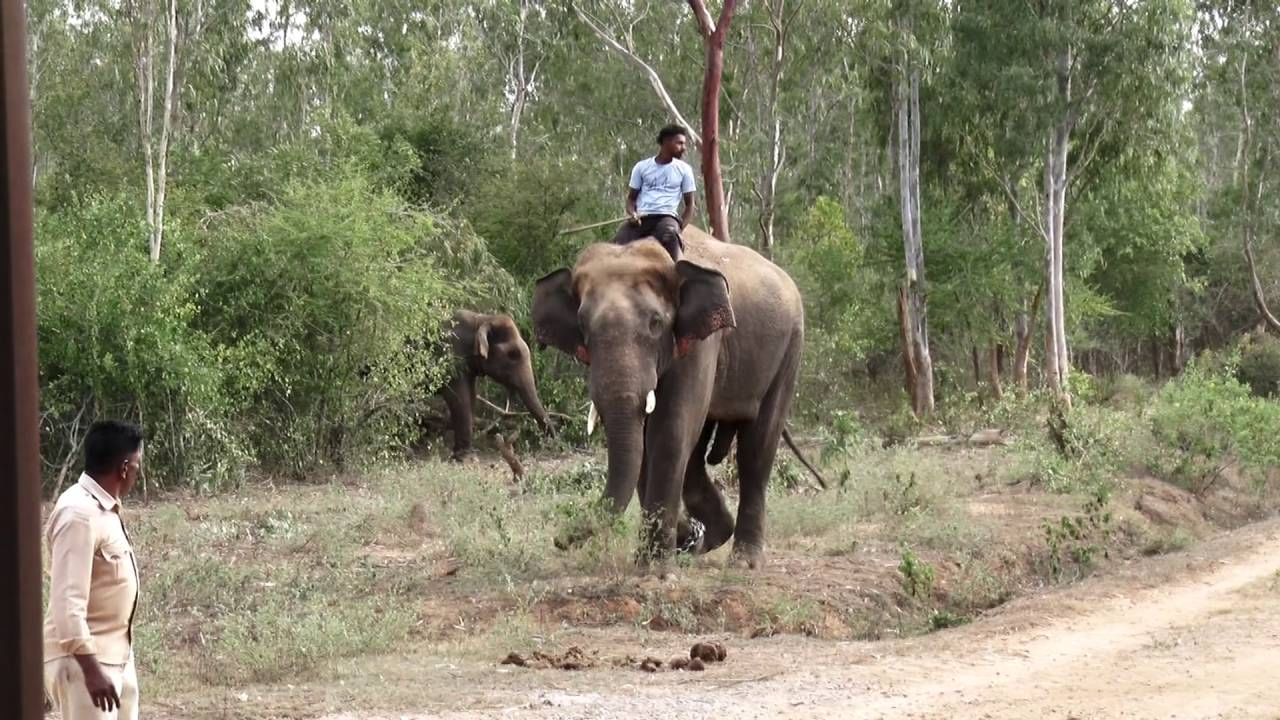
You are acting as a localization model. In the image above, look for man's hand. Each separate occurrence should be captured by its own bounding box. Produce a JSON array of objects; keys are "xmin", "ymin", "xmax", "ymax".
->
[
  {"xmin": 74, "ymin": 654, "xmax": 120, "ymax": 712},
  {"xmin": 628, "ymin": 210, "xmax": 641, "ymax": 226}
]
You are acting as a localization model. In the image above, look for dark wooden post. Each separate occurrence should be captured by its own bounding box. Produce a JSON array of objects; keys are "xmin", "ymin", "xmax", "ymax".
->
[{"xmin": 0, "ymin": 0, "xmax": 41, "ymax": 713}]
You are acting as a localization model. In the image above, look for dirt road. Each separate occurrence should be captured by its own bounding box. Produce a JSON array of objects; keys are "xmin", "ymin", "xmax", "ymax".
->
[{"xmin": 324, "ymin": 519, "xmax": 1280, "ymax": 720}]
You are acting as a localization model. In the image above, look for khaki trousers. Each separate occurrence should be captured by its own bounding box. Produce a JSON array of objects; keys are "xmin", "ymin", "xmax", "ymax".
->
[{"xmin": 44, "ymin": 656, "xmax": 139, "ymax": 720}]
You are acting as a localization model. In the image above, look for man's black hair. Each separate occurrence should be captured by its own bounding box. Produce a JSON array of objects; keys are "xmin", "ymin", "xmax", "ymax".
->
[
  {"xmin": 657, "ymin": 124, "xmax": 688, "ymax": 145},
  {"xmin": 84, "ymin": 420, "xmax": 144, "ymax": 475}
]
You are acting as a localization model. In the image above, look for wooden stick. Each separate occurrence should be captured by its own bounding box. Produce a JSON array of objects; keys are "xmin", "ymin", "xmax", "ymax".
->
[
  {"xmin": 556, "ymin": 216, "xmax": 631, "ymax": 236},
  {"xmin": 477, "ymin": 396, "xmax": 572, "ymax": 422}
]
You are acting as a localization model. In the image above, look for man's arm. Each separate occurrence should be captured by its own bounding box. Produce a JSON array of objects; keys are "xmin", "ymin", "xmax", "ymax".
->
[
  {"xmin": 627, "ymin": 162, "xmax": 644, "ymax": 224},
  {"xmin": 626, "ymin": 188, "xmax": 641, "ymax": 224},
  {"xmin": 48, "ymin": 508, "xmax": 122, "ymax": 712},
  {"xmin": 679, "ymin": 164, "xmax": 697, "ymax": 229},
  {"xmin": 680, "ymin": 192, "xmax": 696, "ymax": 229}
]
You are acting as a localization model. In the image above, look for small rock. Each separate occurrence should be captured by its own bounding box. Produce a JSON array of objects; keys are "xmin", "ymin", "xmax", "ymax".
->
[{"xmin": 688, "ymin": 658, "xmax": 706, "ymax": 671}]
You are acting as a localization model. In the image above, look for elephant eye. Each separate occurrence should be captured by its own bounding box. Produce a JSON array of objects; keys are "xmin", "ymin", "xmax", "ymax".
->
[
  {"xmin": 507, "ymin": 348, "xmax": 522, "ymax": 361},
  {"xmin": 648, "ymin": 313, "xmax": 664, "ymax": 334}
]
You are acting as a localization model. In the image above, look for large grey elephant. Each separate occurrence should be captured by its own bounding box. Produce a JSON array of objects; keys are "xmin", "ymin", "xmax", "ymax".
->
[
  {"xmin": 532, "ymin": 226, "xmax": 804, "ymax": 568},
  {"xmin": 440, "ymin": 310, "xmax": 551, "ymax": 460}
]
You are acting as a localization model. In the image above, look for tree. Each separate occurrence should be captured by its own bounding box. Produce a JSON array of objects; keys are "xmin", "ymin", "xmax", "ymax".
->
[
  {"xmin": 686, "ymin": 0, "xmax": 738, "ymax": 241},
  {"xmin": 950, "ymin": 0, "xmax": 1193, "ymax": 402},
  {"xmin": 124, "ymin": 0, "xmax": 204, "ymax": 263},
  {"xmin": 893, "ymin": 6, "xmax": 935, "ymax": 417}
]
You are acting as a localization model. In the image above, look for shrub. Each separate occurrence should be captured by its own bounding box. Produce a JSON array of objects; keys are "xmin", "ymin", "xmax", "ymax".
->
[
  {"xmin": 192, "ymin": 169, "xmax": 475, "ymax": 476},
  {"xmin": 1149, "ymin": 357, "xmax": 1280, "ymax": 493},
  {"xmin": 1237, "ymin": 332, "xmax": 1280, "ymax": 398},
  {"xmin": 36, "ymin": 197, "xmax": 246, "ymax": 491}
]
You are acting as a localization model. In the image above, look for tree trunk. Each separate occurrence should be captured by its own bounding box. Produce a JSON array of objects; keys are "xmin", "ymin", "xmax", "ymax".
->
[
  {"xmin": 989, "ymin": 343, "xmax": 1004, "ymax": 400},
  {"xmin": 898, "ymin": 284, "xmax": 919, "ymax": 412},
  {"xmin": 1043, "ymin": 46, "xmax": 1073, "ymax": 404},
  {"xmin": 970, "ymin": 343, "xmax": 982, "ymax": 389},
  {"xmin": 755, "ymin": 0, "xmax": 786, "ymax": 258},
  {"xmin": 130, "ymin": 0, "xmax": 156, "ymax": 259},
  {"xmin": 150, "ymin": 0, "xmax": 178, "ymax": 263},
  {"xmin": 1173, "ymin": 323, "xmax": 1187, "ymax": 374},
  {"xmin": 1244, "ymin": 227, "xmax": 1280, "ymax": 334},
  {"xmin": 895, "ymin": 54, "xmax": 933, "ymax": 417},
  {"xmin": 1014, "ymin": 283, "xmax": 1043, "ymax": 391},
  {"xmin": 687, "ymin": 0, "xmax": 738, "ymax": 242}
]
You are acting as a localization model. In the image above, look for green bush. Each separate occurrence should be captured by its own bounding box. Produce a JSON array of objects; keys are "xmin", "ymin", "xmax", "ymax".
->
[
  {"xmin": 1150, "ymin": 356, "xmax": 1280, "ymax": 493},
  {"xmin": 36, "ymin": 197, "xmax": 247, "ymax": 491},
  {"xmin": 1237, "ymin": 332, "xmax": 1280, "ymax": 398},
  {"xmin": 1016, "ymin": 402, "xmax": 1138, "ymax": 494},
  {"xmin": 191, "ymin": 169, "xmax": 473, "ymax": 476}
]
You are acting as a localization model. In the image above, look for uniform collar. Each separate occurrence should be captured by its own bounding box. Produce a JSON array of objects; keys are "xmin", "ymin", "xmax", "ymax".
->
[{"xmin": 78, "ymin": 473, "xmax": 120, "ymax": 512}]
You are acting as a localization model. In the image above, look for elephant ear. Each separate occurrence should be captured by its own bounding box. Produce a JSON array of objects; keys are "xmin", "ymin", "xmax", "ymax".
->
[
  {"xmin": 674, "ymin": 261, "xmax": 736, "ymax": 358},
  {"xmin": 532, "ymin": 268, "xmax": 588, "ymax": 363}
]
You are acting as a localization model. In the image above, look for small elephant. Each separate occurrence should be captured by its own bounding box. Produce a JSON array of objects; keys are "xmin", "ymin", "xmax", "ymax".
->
[
  {"xmin": 439, "ymin": 310, "xmax": 551, "ymax": 461},
  {"xmin": 532, "ymin": 226, "xmax": 805, "ymax": 568}
]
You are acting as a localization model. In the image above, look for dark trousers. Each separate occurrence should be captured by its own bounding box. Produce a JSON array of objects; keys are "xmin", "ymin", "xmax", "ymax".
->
[{"xmin": 612, "ymin": 214, "xmax": 683, "ymax": 261}]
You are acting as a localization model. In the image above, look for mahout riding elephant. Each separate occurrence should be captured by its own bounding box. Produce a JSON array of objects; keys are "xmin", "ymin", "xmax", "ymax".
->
[
  {"xmin": 440, "ymin": 310, "xmax": 551, "ymax": 461},
  {"xmin": 532, "ymin": 226, "xmax": 804, "ymax": 568}
]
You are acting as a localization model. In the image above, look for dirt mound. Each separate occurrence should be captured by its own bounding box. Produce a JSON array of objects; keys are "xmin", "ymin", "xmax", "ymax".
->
[{"xmin": 1132, "ymin": 476, "xmax": 1211, "ymax": 536}]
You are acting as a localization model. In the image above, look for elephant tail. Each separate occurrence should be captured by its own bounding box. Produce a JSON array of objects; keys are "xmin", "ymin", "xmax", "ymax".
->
[{"xmin": 782, "ymin": 426, "xmax": 828, "ymax": 490}]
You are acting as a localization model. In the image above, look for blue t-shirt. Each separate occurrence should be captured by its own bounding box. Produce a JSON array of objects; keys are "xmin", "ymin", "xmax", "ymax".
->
[{"xmin": 630, "ymin": 157, "xmax": 697, "ymax": 217}]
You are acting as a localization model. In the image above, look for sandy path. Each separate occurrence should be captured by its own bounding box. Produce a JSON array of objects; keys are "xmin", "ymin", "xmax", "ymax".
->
[{"xmin": 323, "ymin": 520, "xmax": 1280, "ymax": 720}]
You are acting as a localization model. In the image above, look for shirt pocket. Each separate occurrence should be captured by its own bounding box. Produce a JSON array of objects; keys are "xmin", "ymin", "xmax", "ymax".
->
[{"xmin": 97, "ymin": 541, "xmax": 135, "ymax": 583}]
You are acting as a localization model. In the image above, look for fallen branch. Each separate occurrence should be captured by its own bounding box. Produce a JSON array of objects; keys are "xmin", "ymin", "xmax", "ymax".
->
[{"xmin": 781, "ymin": 427, "xmax": 827, "ymax": 490}]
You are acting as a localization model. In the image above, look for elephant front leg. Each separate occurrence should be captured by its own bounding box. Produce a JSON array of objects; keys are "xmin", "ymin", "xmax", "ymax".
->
[
  {"xmin": 442, "ymin": 374, "xmax": 476, "ymax": 462},
  {"xmin": 638, "ymin": 383, "xmax": 712, "ymax": 568}
]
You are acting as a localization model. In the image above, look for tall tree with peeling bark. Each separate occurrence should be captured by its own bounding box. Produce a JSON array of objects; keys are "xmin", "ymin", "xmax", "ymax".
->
[
  {"xmin": 125, "ymin": 0, "xmax": 202, "ymax": 263},
  {"xmin": 686, "ymin": 0, "xmax": 738, "ymax": 241},
  {"xmin": 894, "ymin": 12, "xmax": 934, "ymax": 417}
]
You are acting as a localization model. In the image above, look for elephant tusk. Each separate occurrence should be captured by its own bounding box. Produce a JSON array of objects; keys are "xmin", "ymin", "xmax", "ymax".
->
[
  {"xmin": 645, "ymin": 390, "xmax": 656, "ymax": 415},
  {"xmin": 586, "ymin": 402, "xmax": 599, "ymax": 436}
]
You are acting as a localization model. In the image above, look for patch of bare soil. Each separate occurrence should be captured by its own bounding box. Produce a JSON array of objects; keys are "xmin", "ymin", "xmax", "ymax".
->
[{"xmin": 315, "ymin": 517, "xmax": 1280, "ymax": 720}]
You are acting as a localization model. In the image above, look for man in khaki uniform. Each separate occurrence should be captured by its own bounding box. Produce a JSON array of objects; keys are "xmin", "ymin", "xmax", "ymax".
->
[{"xmin": 43, "ymin": 420, "xmax": 144, "ymax": 719}]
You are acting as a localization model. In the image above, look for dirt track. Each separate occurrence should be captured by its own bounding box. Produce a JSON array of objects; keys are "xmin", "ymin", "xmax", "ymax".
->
[{"xmin": 323, "ymin": 518, "xmax": 1280, "ymax": 720}]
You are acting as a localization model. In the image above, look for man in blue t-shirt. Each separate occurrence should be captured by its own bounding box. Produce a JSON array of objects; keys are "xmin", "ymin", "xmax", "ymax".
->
[{"xmin": 612, "ymin": 124, "xmax": 697, "ymax": 261}]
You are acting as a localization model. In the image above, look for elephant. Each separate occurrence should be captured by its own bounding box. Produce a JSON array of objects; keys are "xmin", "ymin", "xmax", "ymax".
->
[
  {"xmin": 439, "ymin": 310, "xmax": 551, "ymax": 461},
  {"xmin": 532, "ymin": 225, "xmax": 804, "ymax": 568}
]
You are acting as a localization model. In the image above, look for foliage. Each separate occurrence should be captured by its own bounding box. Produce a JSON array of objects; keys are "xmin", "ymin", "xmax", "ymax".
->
[
  {"xmin": 1042, "ymin": 485, "xmax": 1114, "ymax": 582},
  {"xmin": 898, "ymin": 545, "xmax": 936, "ymax": 599},
  {"xmin": 192, "ymin": 170, "xmax": 470, "ymax": 477},
  {"xmin": 1149, "ymin": 356, "xmax": 1280, "ymax": 494},
  {"xmin": 1236, "ymin": 332, "xmax": 1280, "ymax": 399},
  {"xmin": 35, "ymin": 197, "xmax": 246, "ymax": 491}
]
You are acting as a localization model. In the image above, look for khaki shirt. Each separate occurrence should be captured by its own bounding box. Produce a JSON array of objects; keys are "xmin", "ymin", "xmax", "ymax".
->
[{"xmin": 43, "ymin": 474, "xmax": 139, "ymax": 665}]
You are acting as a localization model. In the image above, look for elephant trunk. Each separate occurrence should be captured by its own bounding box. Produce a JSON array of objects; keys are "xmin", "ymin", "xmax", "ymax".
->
[
  {"xmin": 600, "ymin": 397, "xmax": 645, "ymax": 514},
  {"xmin": 515, "ymin": 375, "xmax": 551, "ymax": 431}
]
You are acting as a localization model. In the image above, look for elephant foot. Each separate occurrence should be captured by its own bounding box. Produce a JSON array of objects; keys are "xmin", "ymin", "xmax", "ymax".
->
[
  {"xmin": 449, "ymin": 448, "xmax": 475, "ymax": 463},
  {"xmin": 728, "ymin": 543, "xmax": 765, "ymax": 570}
]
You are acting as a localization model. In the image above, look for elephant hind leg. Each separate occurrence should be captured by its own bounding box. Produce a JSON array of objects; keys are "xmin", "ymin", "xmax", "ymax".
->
[
  {"xmin": 678, "ymin": 421, "xmax": 735, "ymax": 554},
  {"xmin": 706, "ymin": 421, "xmax": 737, "ymax": 465},
  {"xmin": 731, "ymin": 340, "xmax": 802, "ymax": 569}
]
